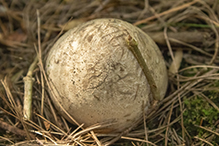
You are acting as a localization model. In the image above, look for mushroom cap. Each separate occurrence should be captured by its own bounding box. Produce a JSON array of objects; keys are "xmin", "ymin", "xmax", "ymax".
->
[{"xmin": 46, "ymin": 18, "xmax": 168, "ymax": 133}]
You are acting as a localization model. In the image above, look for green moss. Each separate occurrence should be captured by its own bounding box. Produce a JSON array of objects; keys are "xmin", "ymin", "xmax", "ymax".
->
[{"xmin": 183, "ymin": 91, "xmax": 219, "ymax": 143}]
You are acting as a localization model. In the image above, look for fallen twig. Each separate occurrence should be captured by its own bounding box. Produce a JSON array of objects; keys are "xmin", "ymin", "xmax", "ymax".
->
[
  {"xmin": 0, "ymin": 120, "xmax": 35, "ymax": 139},
  {"xmin": 23, "ymin": 57, "xmax": 38, "ymax": 120}
]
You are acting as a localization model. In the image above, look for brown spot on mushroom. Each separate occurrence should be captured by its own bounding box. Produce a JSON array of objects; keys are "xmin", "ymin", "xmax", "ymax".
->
[
  {"xmin": 82, "ymin": 79, "xmax": 89, "ymax": 89},
  {"xmin": 93, "ymin": 94, "xmax": 100, "ymax": 101},
  {"xmin": 123, "ymin": 113, "xmax": 131, "ymax": 117},
  {"xmin": 87, "ymin": 34, "xmax": 94, "ymax": 42},
  {"xmin": 54, "ymin": 59, "xmax": 59, "ymax": 64}
]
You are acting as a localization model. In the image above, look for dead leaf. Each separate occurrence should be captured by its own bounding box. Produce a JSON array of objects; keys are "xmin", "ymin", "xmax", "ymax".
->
[
  {"xmin": 169, "ymin": 49, "xmax": 183, "ymax": 74},
  {"xmin": 6, "ymin": 30, "xmax": 27, "ymax": 43},
  {"xmin": 43, "ymin": 121, "xmax": 51, "ymax": 130},
  {"xmin": 59, "ymin": 18, "xmax": 87, "ymax": 31}
]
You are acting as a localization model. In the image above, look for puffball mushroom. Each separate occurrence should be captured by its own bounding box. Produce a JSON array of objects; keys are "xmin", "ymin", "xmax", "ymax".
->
[{"xmin": 46, "ymin": 18, "xmax": 168, "ymax": 133}]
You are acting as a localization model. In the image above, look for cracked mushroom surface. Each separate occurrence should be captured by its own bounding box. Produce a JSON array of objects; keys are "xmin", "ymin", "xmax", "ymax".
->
[{"xmin": 46, "ymin": 18, "xmax": 168, "ymax": 133}]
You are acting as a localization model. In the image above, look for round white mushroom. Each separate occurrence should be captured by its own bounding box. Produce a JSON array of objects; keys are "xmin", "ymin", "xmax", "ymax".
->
[{"xmin": 46, "ymin": 18, "xmax": 168, "ymax": 133}]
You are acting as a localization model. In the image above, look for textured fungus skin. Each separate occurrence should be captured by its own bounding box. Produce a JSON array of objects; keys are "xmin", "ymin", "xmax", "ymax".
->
[{"xmin": 46, "ymin": 18, "xmax": 168, "ymax": 133}]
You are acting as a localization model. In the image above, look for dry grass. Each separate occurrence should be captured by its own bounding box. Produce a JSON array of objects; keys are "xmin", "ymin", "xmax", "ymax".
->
[{"xmin": 0, "ymin": 0, "xmax": 219, "ymax": 145}]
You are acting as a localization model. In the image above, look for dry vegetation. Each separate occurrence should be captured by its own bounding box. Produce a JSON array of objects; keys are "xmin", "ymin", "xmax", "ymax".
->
[{"xmin": 0, "ymin": 0, "xmax": 219, "ymax": 145}]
